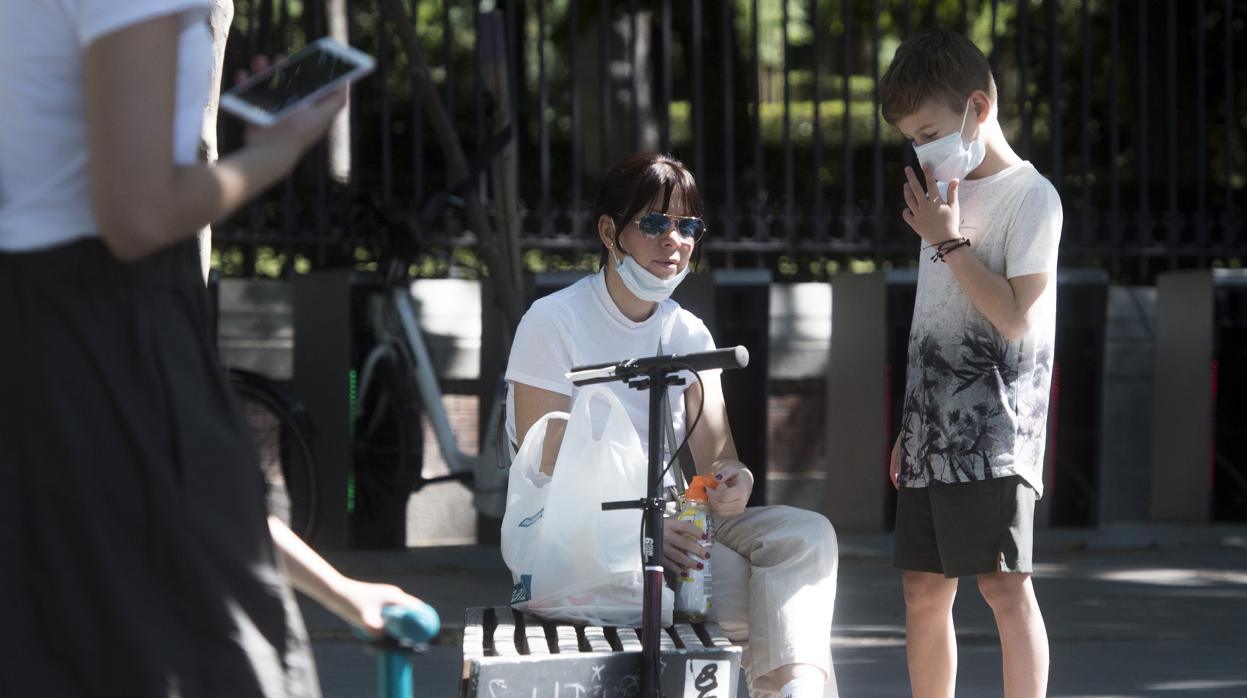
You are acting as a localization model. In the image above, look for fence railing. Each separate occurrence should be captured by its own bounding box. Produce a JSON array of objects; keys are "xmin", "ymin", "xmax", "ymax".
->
[{"xmin": 213, "ymin": 0, "xmax": 1245, "ymax": 283}]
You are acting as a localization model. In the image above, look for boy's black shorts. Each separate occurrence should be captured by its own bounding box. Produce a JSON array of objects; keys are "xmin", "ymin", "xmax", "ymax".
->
[{"xmin": 893, "ymin": 475, "xmax": 1035, "ymax": 578}]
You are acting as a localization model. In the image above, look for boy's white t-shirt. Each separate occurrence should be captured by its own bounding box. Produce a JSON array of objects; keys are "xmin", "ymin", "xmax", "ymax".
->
[
  {"xmin": 897, "ymin": 161, "xmax": 1062, "ymax": 497},
  {"xmin": 0, "ymin": 0, "xmax": 213, "ymax": 252},
  {"xmin": 505, "ymin": 271, "xmax": 720, "ymax": 475}
]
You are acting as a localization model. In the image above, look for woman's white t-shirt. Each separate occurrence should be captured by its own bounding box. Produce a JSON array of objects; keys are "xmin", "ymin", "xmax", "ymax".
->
[
  {"xmin": 0, "ymin": 0, "xmax": 213, "ymax": 252},
  {"xmin": 505, "ymin": 271, "xmax": 720, "ymax": 469}
]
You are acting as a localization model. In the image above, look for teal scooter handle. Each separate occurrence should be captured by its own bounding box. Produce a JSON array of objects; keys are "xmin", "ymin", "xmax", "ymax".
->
[
  {"xmin": 354, "ymin": 602, "xmax": 441, "ymax": 698},
  {"xmin": 381, "ymin": 602, "xmax": 441, "ymax": 645}
]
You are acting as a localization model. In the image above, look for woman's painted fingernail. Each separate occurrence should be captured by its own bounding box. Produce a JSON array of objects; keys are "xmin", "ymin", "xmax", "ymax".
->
[
  {"xmin": 696, "ymin": 563, "xmax": 704, "ymax": 570},
  {"xmin": 715, "ymin": 474, "xmax": 723, "ymax": 481},
  {"xmin": 705, "ymin": 552, "xmax": 711, "ymax": 559}
]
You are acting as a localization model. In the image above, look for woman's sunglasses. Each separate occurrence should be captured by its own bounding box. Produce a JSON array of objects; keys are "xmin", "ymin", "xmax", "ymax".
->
[{"xmin": 634, "ymin": 211, "xmax": 706, "ymax": 242}]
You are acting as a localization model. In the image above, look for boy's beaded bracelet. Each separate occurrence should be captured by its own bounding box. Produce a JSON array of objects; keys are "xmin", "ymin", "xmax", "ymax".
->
[{"xmin": 925, "ymin": 237, "xmax": 971, "ymax": 263}]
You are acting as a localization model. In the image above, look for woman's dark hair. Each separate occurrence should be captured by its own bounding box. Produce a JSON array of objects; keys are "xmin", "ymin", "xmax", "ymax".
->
[{"xmin": 591, "ymin": 152, "xmax": 705, "ymax": 269}]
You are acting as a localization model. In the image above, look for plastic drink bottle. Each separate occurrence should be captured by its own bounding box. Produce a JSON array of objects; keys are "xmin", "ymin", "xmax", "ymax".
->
[{"xmin": 674, "ymin": 475, "xmax": 716, "ymax": 622}]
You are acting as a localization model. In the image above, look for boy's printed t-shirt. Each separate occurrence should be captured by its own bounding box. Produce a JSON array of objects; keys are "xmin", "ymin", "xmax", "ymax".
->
[{"xmin": 897, "ymin": 161, "xmax": 1062, "ymax": 497}]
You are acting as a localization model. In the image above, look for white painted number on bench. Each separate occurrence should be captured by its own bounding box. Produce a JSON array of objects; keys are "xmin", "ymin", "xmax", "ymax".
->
[{"xmin": 683, "ymin": 659, "xmax": 729, "ymax": 698}]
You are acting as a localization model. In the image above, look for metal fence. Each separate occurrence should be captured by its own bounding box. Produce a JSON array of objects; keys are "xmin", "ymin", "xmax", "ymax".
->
[{"xmin": 214, "ymin": 0, "xmax": 1246, "ymax": 283}]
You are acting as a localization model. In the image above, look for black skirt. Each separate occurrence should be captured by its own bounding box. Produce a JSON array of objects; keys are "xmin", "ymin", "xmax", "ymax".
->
[{"xmin": 0, "ymin": 239, "xmax": 319, "ymax": 697}]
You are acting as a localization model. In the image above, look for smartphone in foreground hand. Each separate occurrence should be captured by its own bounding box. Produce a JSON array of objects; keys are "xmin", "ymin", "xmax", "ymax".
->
[{"xmin": 221, "ymin": 37, "xmax": 374, "ymax": 127}]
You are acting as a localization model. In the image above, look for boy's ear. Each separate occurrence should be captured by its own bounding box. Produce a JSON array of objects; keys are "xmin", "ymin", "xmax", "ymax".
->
[{"xmin": 970, "ymin": 90, "xmax": 993, "ymax": 124}]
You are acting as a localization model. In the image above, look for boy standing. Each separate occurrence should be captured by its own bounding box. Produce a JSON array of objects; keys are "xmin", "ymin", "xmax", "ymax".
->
[{"xmin": 878, "ymin": 29, "xmax": 1061, "ymax": 698}]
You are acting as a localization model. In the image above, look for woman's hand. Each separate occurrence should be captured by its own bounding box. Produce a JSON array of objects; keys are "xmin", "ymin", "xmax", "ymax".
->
[
  {"xmin": 234, "ymin": 56, "xmax": 347, "ymax": 166},
  {"xmin": 662, "ymin": 518, "xmax": 710, "ymax": 577},
  {"xmin": 707, "ymin": 460, "xmax": 753, "ymax": 518},
  {"xmin": 330, "ymin": 578, "xmax": 429, "ymax": 639}
]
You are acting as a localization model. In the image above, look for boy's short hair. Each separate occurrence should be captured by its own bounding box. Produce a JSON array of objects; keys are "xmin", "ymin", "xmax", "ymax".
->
[{"xmin": 879, "ymin": 29, "xmax": 997, "ymax": 124}]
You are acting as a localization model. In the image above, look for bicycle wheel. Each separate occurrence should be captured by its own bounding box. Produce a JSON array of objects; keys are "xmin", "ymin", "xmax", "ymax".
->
[
  {"xmin": 353, "ymin": 348, "xmax": 423, "ymax": 549},
  {"xmin": 229, "ymin": 369, "xmax": 318, "ymax": 538}
]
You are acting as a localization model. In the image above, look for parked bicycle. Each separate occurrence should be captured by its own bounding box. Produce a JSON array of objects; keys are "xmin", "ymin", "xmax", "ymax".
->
[
  {"xmin": 352, "ymin": 258, "xmax": 509, "ymax": 547},
  {"xmin": 228, "ymin": 367, "xmax": 318, "ymax": 538}
]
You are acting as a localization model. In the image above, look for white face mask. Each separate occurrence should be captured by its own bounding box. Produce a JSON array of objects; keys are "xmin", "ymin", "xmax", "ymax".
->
[
  {"xmin": 612, "ymin": 250, "xmax": 689, "ymax": 303},
  {"xmin": 913, "ymin": 98, "xmax": 986, "ymax": 195}
]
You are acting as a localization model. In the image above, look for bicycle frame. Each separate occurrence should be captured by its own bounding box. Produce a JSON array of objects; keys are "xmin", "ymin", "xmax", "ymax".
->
[{"xmin": 356, "ymin": 278, "xmax": 508, "ymax": 518}]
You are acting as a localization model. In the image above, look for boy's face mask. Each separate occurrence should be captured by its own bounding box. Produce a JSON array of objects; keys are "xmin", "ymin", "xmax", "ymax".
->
[{"xmin": 912, "ymin": 98, "xmax": 987, "ymax": 187}]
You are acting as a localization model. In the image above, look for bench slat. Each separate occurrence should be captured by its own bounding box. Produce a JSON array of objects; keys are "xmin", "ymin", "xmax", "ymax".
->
[
  {"xmin": 615, "ymin": 626, "xmax": 642, "ymax": 652},
  {"xmin": 672, "ymin": 622, "xmax": 703, "ymax": 650},
  {"xmin": 581, "ymin": 625, "xmax": 613, "ymax": 653},
  {"xmin": 554, "ymin": 624, "xmax": 579, "ymax": 653},
  {"xmin": 491, "ymin": 606, "xmax": 519, "ymax": 656},
  {"xmin": 520, "ymin": 613, "xmax": 550, "ymax": 655},
  {"xmin": 466, "ymin": 609, "xmax": 738, "ymax": 657},
  {"xmin": 704, "ymin": 621, "xmax": 735, "ymax": 648},
  {"xmin": 462, "ymin": 607, "xmax": 486, "ymax": 659},
  {"xmin": 659, "ymin": 626, "xmax": 675, "ymax": 650}
]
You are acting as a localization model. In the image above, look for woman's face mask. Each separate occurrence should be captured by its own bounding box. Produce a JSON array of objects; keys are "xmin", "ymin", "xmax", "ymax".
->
[
  {"xmin": 912, "ymin": 98, "xmax": 987, "ymax": 186},
  {"xmin": 612, "ymin": 249, "xmax": 690, "ymax": 303}
]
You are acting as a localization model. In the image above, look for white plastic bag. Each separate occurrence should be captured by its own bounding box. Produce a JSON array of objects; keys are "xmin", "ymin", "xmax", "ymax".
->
[
  {"xmin": 501, "ymin": 385, "xmax": 673, "ymax": 627},
  {"xmin": 499, "ymin": 409, "xmax": 566, "ymax": 602}
]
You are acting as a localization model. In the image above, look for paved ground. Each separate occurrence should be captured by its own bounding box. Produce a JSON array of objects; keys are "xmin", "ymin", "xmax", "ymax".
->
[{"xmin": 301, "ymin": 525, "xmax": 1247, "ymax": 697}]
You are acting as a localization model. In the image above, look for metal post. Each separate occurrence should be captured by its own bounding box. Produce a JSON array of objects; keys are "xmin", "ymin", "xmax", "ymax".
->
[
  {"xmin": 692, "ymin": 0, "xmax": 704, "ymax": 180},
  {"xmin": 722, "ymin": 0, "xmax": 737, "ymax": 241},
  {"xmin": 782, "ymin": 0, "xmax": 794, "ymax": 243},
  {"xmin": 661, "ymin": 0, "xmax": 672, "ymax": 153},
  {"xmin": 751, "ymin": 0, "xmax": 763, "ymax": 241},
  {"xmin": 538, "ymin": 0, "xmax": 550, "ymax": 236},
  {"xmin": 599, "ymin": 0, "xmax": 610, "ymax": 169},
  {"xmin": 640, "ymin": 368, "xmax": 666, "ymax": 697},
  {"xmin": 812, "ymin": 0, "xmax": 824, "ymax": 242},
  {"xmin": 842, "ymin": 0, "xmax": 855, "ymax": 241}
]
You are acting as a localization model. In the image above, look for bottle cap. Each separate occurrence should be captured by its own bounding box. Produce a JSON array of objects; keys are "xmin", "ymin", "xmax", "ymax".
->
[{"xmin": 685, "ymin": 475, "xmax": 718, "ymax": 502}]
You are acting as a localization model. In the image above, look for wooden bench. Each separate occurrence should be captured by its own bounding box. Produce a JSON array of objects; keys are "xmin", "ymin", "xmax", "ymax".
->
[{"xmin": 461, "ymin": 606, "xmax": 743, "ymax": 697}]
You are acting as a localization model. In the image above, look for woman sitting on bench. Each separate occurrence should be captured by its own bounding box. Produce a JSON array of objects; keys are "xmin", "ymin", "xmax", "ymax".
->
[{"xmin": 504, "ymin": 153, "xmax": 840, "ymax": 698}]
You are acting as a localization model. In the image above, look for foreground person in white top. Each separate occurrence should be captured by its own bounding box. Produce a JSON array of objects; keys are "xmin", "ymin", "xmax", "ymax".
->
[
  {"xmin": 505, "ymin": 153, "xmax": 840, "ymax": 698},
  {"xmin": 0, "ymin": 2, "xmax": 402, "ymax": 696}
]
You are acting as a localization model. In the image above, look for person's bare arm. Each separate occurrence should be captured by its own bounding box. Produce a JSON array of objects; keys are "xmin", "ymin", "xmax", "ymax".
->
[
  {"xmin": 902, "ymin": 165, "xmax": 1050, "ymax": 341},
  {"xmin": 941, "ymin": 261, "xmax": 1049, "ymax": 342},
  {"xmin": 684, "ymin": 376, "xmax": 752, "ymax": 517},
  {"xmin": 683, "ymin": 376, "xmax": 739, "ymax": 475},
  {"xmin": 84, "ymin": 15, "xmax": 344, "ymax": 262},
  {"xmin": 512, "ymin": 382, "xmax": 570, "ymax": 476},
  {"xmin": 269, "ymin": 517, "xmax": 425, "ymax": 637}
]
